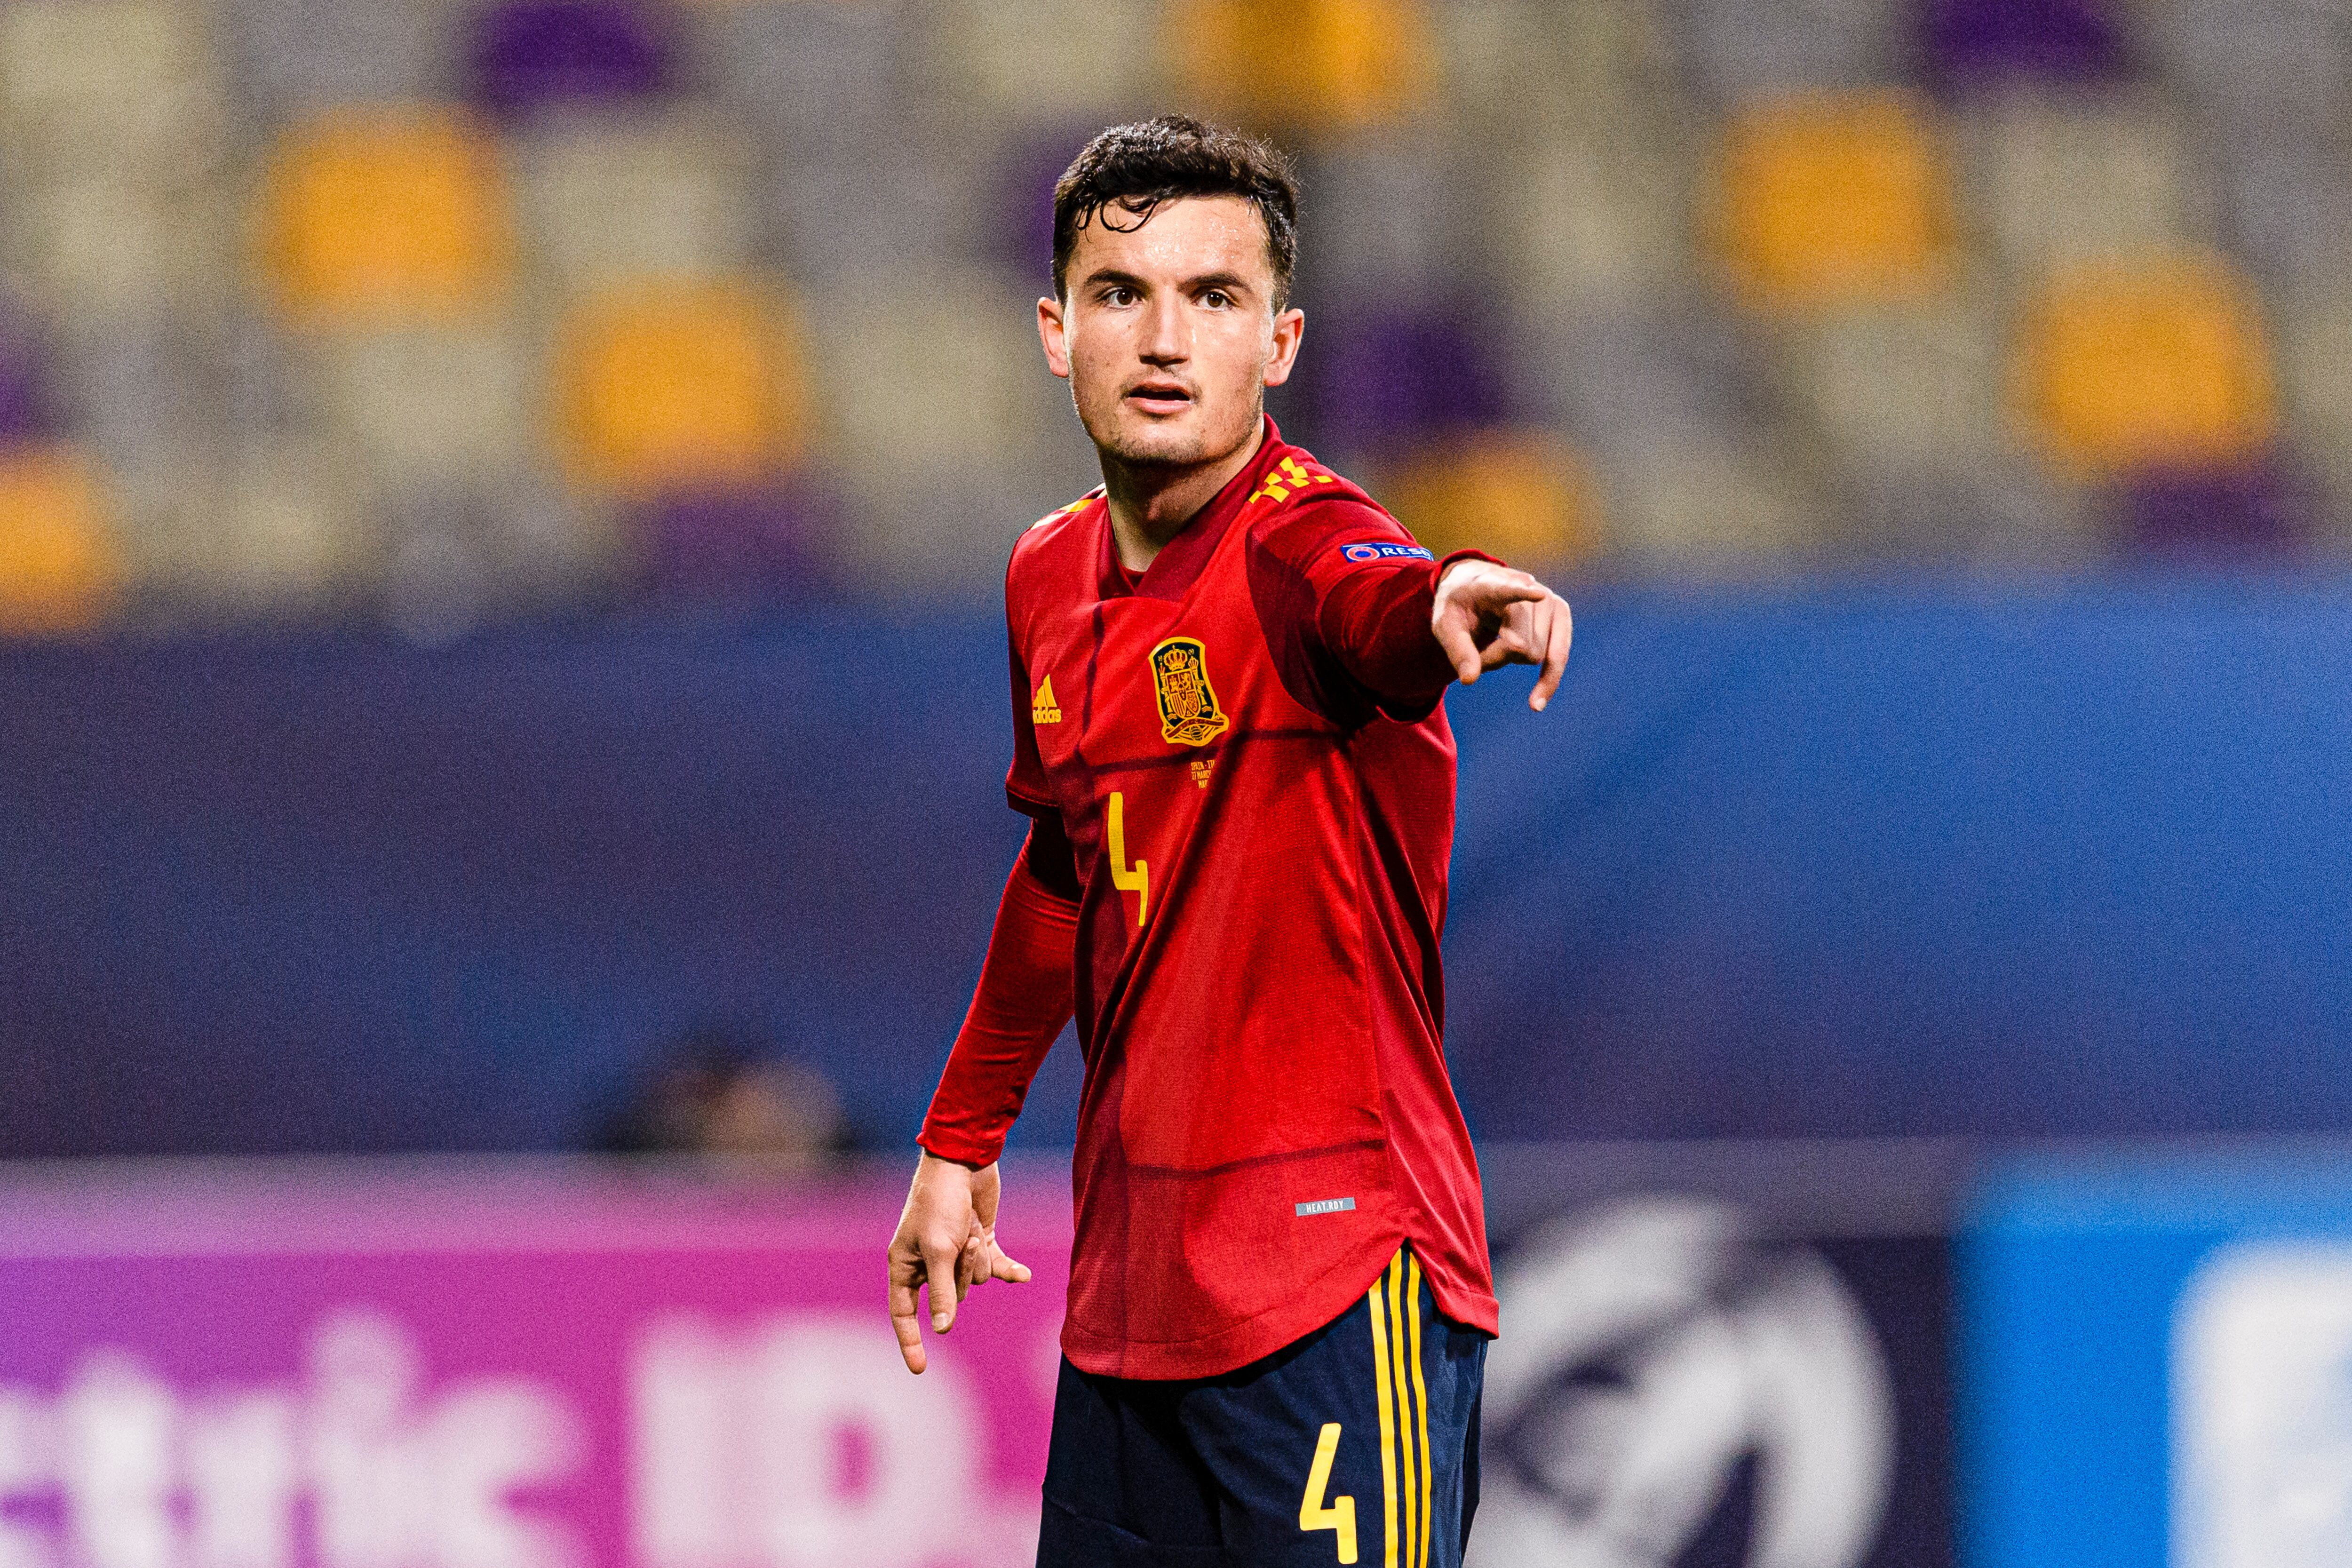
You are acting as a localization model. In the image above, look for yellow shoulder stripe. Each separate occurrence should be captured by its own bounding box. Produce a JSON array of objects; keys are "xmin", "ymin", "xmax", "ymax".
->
[
  {"xmin": 1029, "ymin": 493, "xmax": 1098, "ymax": 530},
  {"xmin": 1247, "ymin": 455, "xmax": 1340, "ymax": 509}
]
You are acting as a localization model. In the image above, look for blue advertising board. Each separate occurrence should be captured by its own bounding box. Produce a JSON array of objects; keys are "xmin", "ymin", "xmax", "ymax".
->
[
  {"xmin": 7, "ymin": 582, "xmax": 2352, "ymax": 1157},
  {"xmin": 1963, "ymin": 1149, "xmax": 2352, "ymax": 1568}
]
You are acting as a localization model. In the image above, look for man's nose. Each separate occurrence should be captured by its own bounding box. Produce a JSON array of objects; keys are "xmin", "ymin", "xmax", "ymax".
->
[{"xmin": 1139, "ymin": 296, "xmax": 1187, "ymax": 364}]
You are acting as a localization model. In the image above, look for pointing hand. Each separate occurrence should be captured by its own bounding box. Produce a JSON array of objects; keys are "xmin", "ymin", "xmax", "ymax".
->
[
  {"xmin": 888, "ymin": 1153, "xmax": 1033, "ymax": 1374},
  {"xmin": 1430, "ymin": 560, "xmax": 1573, "ymax": 710}
]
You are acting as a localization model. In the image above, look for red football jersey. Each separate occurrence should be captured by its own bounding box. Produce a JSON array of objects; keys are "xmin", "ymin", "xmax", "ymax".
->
[{"xmin": 929, "ymin": 419, "xmax": 1495, "ymax": 1379}]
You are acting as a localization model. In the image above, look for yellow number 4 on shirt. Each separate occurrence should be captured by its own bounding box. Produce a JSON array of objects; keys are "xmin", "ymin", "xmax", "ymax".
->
[
  {"xmin": 1107, "ymin": 791, "xmax": 1148, "ymax": 927},
  {"xmin": 1300, "ymin": 1421, "xmax": 1358, "ymax": 1563}
]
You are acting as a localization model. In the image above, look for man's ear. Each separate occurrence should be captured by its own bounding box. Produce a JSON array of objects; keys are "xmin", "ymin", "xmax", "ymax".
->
[
  {"xmin": 1037, "ymin": 296, "xmax": 1072, "ymax": 380},
  {"xmin": 1263, "ymin": 307, "xmax": 1305, "ymax": 390}
]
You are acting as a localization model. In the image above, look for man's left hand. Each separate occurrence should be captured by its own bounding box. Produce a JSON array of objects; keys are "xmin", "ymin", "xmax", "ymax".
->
[{"xmin": 1431, "ymin": 559, "xmax": 1573, "ymax": 710}]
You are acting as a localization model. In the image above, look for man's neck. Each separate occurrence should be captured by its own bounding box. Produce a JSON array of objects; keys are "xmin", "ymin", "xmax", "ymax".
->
[{"xmin": 1101, "ymin": 418, "xmax": 1268, "ymax": 574}]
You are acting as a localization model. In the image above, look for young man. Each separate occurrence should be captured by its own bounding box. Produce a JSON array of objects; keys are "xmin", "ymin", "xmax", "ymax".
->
[{"xmin": 886, "ymin": 116, "xmax": 1572, "ymax": 1567}]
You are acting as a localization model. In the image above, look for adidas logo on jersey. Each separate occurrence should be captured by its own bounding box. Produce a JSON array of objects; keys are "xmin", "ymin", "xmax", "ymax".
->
[{"xmin": 1032, "ymin": 676, "xmax": 1063, "ymax": 724}]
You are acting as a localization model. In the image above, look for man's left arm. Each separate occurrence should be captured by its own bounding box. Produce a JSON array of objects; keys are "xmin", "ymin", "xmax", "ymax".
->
[{"xmin": 1303, "ymin": 515, "xmax": 1572, "ymax": 714}]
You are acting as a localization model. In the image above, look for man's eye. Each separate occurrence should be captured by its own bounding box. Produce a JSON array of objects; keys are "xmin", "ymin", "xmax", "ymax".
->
[
  {"xmin": 1202, "ymin": 291, "xmax": 1230, "ymax": 308},
  {"xmin": 1106, "ymin": 287, "xmax": 1136, "ymax": 306}
]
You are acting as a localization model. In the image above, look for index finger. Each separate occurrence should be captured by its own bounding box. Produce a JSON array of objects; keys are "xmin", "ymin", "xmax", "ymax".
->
[
  {"xmin": 1459, "ymin": 570, "xmax": 1548, "ymax": 612},
  {"xmin": 1531, "ymin": 597, "xmax": 1572, "ymax": 710},
  {"xmin": 1433, "ymin": 614, "xmax": 1483, "ymax": 684}
]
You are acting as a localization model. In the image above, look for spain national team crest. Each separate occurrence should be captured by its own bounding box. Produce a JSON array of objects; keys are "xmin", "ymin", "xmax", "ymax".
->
[{"xmin": 1148, "ymin": 637, "xmax": 1230, "ymax": 748}]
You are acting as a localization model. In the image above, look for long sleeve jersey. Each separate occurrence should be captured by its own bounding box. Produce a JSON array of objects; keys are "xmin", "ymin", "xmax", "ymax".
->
[{"xmin": 920, "ymin": 418, "xmax": 1498, "ymax": 1379}]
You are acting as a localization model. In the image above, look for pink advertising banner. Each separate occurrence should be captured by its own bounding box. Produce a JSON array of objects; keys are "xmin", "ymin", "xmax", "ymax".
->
[{"xmin": 0, "ymin": 1161, "xmax": 1074, "ymax": 1568}]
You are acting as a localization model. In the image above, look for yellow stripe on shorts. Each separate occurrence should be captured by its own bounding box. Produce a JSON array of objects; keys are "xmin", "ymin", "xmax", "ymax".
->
[
  {"xmin": 1388, "ymin": 1256, "xmax": 1417, "ymax": 1568},
  {"xmin": 1368, "ymin": 1249, "xmax": 1440, "ymax": 1568},
  {"xmin": 1408, "ymin": 1252, "xmax": 1433, "ymax": 1568},
  {"xmin": 1367, "ymin": 1265, "xmax": 1400, "ymax": 1568}
]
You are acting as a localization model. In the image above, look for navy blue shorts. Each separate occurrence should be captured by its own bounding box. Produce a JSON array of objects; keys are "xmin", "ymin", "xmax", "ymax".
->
[{"xmin": 1038, "ymin": 1248, "xmax": 1487, "ymax": 1568}]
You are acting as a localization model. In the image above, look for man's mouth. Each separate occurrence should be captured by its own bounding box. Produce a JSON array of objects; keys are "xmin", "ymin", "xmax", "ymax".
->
[{"xmin": 1126, "ymin": 382, "xmax": 1194, "ymax": 415}]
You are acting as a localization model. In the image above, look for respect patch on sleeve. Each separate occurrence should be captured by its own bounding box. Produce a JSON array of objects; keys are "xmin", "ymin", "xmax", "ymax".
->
[{"xmin": 1336, "ymin": 540, "xmax": 1435, "ymax": 564}]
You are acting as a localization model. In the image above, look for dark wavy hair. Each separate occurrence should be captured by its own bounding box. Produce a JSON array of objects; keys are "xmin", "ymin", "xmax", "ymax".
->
[{"xmin": 1051, "ymin": 115, "xmax": 1301, "ymax": 309}]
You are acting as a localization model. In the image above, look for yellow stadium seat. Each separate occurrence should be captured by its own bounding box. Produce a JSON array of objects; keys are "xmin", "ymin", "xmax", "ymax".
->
[
  {"xmin": 257, "ymin": 108, "xmax": 512, "ymax": 327},
  {"xmin": 1166, "ymin": 0, "xmax": 1436, "ymax": 132},
  {"xmin": 1716, "ymin": 90, "xmax": 1953, "ymax": 311},
  {"xmin": 551, "ymin": 281, "xmax": 805, "ymax": 494},
  {"xmin": 1380, "ymin": 431, "xmax": 1603, "ymax": 568},
  {"xmin": 0, "ymin": 447, "xmax": 120, "ymax": 634},
  {"xmin": 2013, "ymin": 255, "xmax": 2276, "ymax": 475}
]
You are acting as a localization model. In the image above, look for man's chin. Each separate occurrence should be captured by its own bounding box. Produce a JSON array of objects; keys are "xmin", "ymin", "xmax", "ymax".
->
[
  {"xmin": 1103, "ymin": 435, "xmax": 1205, "ymax": 470},
  {"xmin": 1088, "ymin": 414, "xmax": 1235, "ymax": 471}
]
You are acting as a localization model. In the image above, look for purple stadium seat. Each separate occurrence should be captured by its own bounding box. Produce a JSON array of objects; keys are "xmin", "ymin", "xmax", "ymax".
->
[
  {"xmin": 470, "ymin": 0, "xmax": 671, "ymax": 119},
  {"xmin": 1923, "ymin": 0, "xmax": 2128, "ymax": 86},
  {"xmin": 1303, "ymin": 311, "xmax": 1508, "ymax": 458},
  {"xmin": 641, "ymin": 484, "xmax": 829, "ymax": 605},
  {"xmin": 2117, "ymin": 465, "xmax": 2304, "ymax": 561}
]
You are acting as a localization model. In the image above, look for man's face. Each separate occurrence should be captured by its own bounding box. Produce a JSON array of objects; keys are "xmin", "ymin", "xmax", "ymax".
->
[{"xmin": 1038, "ymin": 194, "xmax": 1304, "ymax": 470}]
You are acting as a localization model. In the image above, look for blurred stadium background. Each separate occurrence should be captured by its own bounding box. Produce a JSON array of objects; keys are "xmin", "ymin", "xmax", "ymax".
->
[
  {"xmin": 0, "ymin": 0, "xmax": 2348, "ymax": 628},
  {"xmin": 4, "ymin": 0, "xmax": 2352, "ymax": 1565}
]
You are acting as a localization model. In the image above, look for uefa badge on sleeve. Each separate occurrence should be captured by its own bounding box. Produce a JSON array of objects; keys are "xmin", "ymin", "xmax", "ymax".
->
[
  {"xmin": 1338, "ymin": 541, "xmax": 1434, "ymax": 564},
  {"xmin": 1149, "ymin": 637, "xmax": 1230, "ymax": 747}
]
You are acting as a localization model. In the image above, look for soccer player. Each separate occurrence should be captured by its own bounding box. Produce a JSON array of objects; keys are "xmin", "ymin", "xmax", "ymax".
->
[{"xmin": 886, "ymin": 116, "xmax": 1572, "ymax": 1568}]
